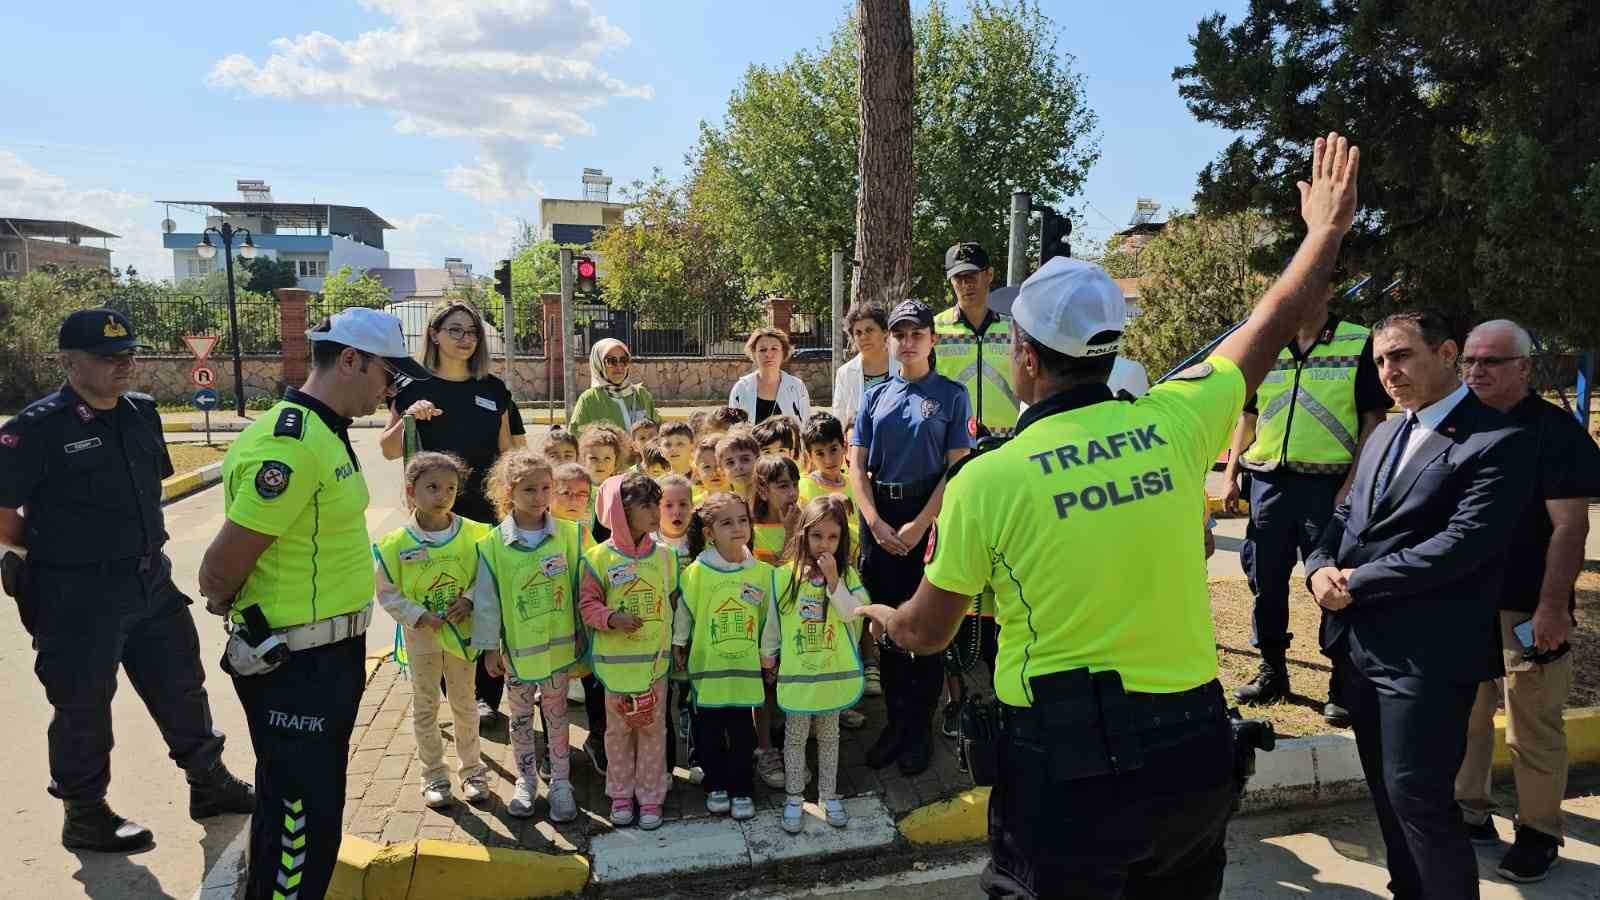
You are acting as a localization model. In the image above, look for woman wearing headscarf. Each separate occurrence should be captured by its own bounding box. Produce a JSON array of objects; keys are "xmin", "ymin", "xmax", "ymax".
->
[{"xmin": 570, "ymin": 339, "xmax": 658, "ymax": 434}]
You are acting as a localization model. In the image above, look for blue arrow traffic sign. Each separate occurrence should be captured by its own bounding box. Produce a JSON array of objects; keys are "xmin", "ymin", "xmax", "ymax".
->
[{"xmin": 193, "ymin": 388, "xmax": 219, "ymax": 410}]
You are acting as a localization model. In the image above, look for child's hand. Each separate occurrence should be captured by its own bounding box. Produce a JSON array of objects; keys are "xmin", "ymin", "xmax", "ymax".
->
[
  {"xmin": 416, "ymin": 612, "xmax": 445, "ymax": 630},
  {"xmin": 815, "ymin": 552, "xmax": 839, "ymax": 591},
  {"xmin": 609, "ymin": 610, "xmax": 644, "ymax": 633},
  {"xmin": 673, "ymin": 646, "xmax": 688, "ymax": 673},
  {"xmin": 782, "ymin": 504, "xmax": 802, "ymax": 534},
  {"xmin": 444, "ymin": 595, "xmax": 472, "ymax": 624},
  {"xmin": 762, "ymin": 663, "xmax": 778, "ymax": 685},
  {"xmin": 483, "ymin": 649, "xmax": 505, "ymax": 678}
]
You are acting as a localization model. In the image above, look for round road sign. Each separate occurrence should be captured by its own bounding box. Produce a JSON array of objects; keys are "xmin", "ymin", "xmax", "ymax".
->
[
  {"xmin": 191, "ymin": 365, "xmax": 217, "ymax": 388},
  {"xmin": 193, "ymin": 388, "xmax": 219, "ymax": 411}
]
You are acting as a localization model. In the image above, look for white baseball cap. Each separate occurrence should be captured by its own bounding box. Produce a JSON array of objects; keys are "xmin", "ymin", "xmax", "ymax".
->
[
  {"xmin": 1010, "ymin": 256, "xmax": 1127, "ymax": 358},
  {"xmin": 307, "ymin": 307, "xmax": 432, "ymax": 381}
]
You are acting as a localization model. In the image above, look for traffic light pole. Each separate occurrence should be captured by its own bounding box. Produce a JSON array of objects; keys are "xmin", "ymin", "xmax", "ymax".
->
[
  {"xmin": 1007, "ymin": 191, "xmax": 1030, "ymax": 286},
  {"xmin": 559, "ymin": 248, "xmax": 576, "ymax": 425},
  {"xmin": 830, "ymin": 249, "xmax": 845, "ymax": 378}
]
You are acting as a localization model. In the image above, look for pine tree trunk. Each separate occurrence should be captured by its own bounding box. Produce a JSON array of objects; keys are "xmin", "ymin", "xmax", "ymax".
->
[{"xmin": 852, "ymin": 0, "xmax": 914, "ymax": 309}]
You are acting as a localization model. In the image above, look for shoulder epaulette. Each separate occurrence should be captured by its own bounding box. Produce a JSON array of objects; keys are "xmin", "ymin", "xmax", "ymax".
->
[
  {"xmin": 14, "ymin": 393, "xmax": 67, "ymax": 426},
  {"xmin": 126, "ymin": 391, "xmax": 156, "ymax": 403},
  {"xmin": 274, "ymin": 406, "xmax": 306, "ymax": 439}
]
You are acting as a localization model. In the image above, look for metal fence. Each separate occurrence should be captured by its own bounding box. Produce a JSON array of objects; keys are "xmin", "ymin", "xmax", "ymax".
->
[
  {"xmin": 104, "ymin": 290, "xmax": 281, "ymax": 354},
  {"xmin": 571, "ymin": 303, "xmax": 831, "ymax": 358}
]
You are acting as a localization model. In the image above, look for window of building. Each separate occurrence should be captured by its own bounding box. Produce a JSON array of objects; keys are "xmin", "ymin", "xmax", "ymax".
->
[
  {"xmin": 1, "ymin": 251, "xmax": 18, "ymax": 273},
  {"xmin": 190, "ymin": 256, "xmax": 213, "ymax": 278},
  {"xmin": 296, "ymin": 259, "xmax": 327, "ymax": 278}
]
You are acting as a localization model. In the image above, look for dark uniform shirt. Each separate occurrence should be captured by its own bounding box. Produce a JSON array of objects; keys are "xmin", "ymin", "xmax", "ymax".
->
[
  {"xmin": 1499, "ymin": 393, "xmax": 1600, "ymax": 615},
  {"xmin": 391, "ymin": 374, "xmax": 524, "ymax": 521},
  {"xmin": 0, "ymin": 385, "xmax": 173, "ymax": 565},
  {"xmin": 852, "ymin": 372, "xmax": 975, "ymax": 485}
]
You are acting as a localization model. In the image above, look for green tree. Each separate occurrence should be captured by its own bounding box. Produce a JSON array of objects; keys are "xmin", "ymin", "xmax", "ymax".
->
[
  {"xmin": 0, "ymin": 269, "xmax": 107, "ymax": 405},
  {"xmin": 508, "ymin": 236, "xmax": 584, "ymax": 337},
  {"xmin": 693, "ymin": 0, "xmax": 1099, "ymax": 311},
  {"xmin": 1175, "ymin": 2, "xmax": 1600, "ymax": 344},
  {"xmin": 318, "ymin": 266, "xmax": 392, "ymax": 310},
  {"xmin": 238, "ymin": 255, "xmax": 298, "ymax": 294},
  {"xmin": 591, "ymin": 170, "xmax": 758, "ymax": 330},
  {"xmin": 1121, "ymin": 211, "xmax": 1272, "ymax": 378}
]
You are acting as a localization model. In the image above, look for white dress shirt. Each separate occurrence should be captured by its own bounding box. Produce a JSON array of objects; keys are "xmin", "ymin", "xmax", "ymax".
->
[{"xmin": 1398, "ymin": 381, "xmax": 1468, "ymax": 470}]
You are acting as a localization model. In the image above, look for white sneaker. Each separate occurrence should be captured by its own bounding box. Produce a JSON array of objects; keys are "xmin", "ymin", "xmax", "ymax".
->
[
  {"xmin": 609, "ymin": 800, "xmax": 635, "ymax": 826},
  {"xmin": 639, "ymin": 804, "xmax": 663, "ymax": 830},
  {"xmin": 476, "ymin": 699, "xmax": 496, "ymax": 723},
  {"xmin": 731, "ymin": 795, "xmax": 757, "ymax": 821},
  {"xmin": 705, "ymin": 790, "xmax": 731, "ymax": 814},
  {"xmin": 781, "ymin": 797, "xmax": 804, "ymax": 833},
  {"xmin": 508, "ymin": 778, "xmax": 537, "ymax": 818},
  {"xmin": 422, "ymin": 781, "xmax": 453, "ymax": 808},
  {"xmin": 461, "ymin": 777, "xmax": 490, "ymax": 804},
  {"xmin": 548, "ymin": 779, "xmax": 578, "ymax": 823},
  {"xmin": 568, "ymin": 679, "xmax": 586, "ymax": 703}
]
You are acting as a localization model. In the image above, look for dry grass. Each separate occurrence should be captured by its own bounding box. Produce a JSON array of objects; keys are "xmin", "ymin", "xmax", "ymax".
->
[
  {"xmin": 1210, "ymin": 572, "xmax": 1600, "ymax": 737},
  {"xmin": 168, "ymin": 443, "xmax": 227, "ymax": 476}
]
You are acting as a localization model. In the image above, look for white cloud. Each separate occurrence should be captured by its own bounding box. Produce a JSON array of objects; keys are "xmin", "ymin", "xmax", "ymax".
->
[
  {"xmin": 384, "ymin": 210, "xmax": 527, "ymax": 272},
  {"xmin": 207, "ymin": 0, "xmax": 650, "ymax": 204},
  {"xmin": 0, "ymin": 150, "xmax": 170, "ymax": 281}
]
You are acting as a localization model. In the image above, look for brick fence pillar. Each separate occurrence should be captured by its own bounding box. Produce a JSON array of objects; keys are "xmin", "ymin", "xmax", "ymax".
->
[
  {"xmin": 542, "ymin": 293, "xmax": 564, "ymax": 399},
  {"xmin": 276, "ymin": 288, "xmax": 311, "ymax": 388},
  {"xmin": 768, "ymin": 297, "xmax": 795, "ymax": 335}
]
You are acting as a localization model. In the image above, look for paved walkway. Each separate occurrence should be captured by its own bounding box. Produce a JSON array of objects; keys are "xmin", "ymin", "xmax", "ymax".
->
[{"xmin": 341, "ymin": 657, "xmax": 973, "ymax": 854}]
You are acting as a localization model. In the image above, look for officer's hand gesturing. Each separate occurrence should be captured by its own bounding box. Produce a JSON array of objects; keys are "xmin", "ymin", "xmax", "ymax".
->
[
  {"xmin": 869, "ymin": 517, "xmax": 909, "ymax": 556},
  {"xmin": 1297, "ymin": 132, "xmax": 1360, "ymax": 236},
  {"xmin": 444, "ymin": 594, "xmax": 472, "ymax": 624},
  {"xmin": 855, "ymin": 603, "xmax": 894, "ymax": 646},
  {"xmin": 404, "ymin": 400, "xmax": 442, "ymax": 421}
]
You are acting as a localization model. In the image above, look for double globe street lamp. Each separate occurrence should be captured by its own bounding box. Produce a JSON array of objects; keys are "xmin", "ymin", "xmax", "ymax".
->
[{"xmin": 195, "ymin": 223, "xmax": 256, "ymax": 416}]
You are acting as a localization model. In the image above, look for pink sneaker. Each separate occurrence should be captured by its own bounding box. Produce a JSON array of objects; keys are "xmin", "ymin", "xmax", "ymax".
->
[
  {"xmin": 609, "ymin": 799, "xmax": 635, "ymax": 826},
  {"xmin": 639, "ymin": 803, "xmax": 664, "ymax": 830}
]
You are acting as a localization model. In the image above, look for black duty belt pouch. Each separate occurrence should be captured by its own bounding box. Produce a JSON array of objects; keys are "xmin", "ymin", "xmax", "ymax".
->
[
  {"xmin": 1001, "ymin": 668, "xmax": 1148, "ymax": 784},
  {"xmin": 961, "ymin": 697, "xmax": 1002, "ymax": 786},
  {"xmin": 2, "ymin": 551, "xmax": 35, "ymax": 636}
]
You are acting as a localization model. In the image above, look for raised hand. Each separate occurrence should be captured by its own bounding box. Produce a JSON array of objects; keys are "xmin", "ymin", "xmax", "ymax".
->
[{"xmin": 1297, "ymin": 131, "xmax": 1360, "ymax": 236}]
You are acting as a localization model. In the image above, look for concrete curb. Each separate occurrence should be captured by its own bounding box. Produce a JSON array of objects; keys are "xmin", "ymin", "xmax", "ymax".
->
[
  {"xmin": 161, "ymin": 461, "xmax": 223, "ymax": 501},
  {"xmin": 899, "ymin": 705, "xmax": 1600, "ymax": 846},
  {"xmin": 327, "ymin": 836, "xmax": 590, "ymax": 900}
]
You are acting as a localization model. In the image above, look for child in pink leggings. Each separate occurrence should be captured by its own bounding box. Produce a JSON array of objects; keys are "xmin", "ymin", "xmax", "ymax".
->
[{"xmin": 579, "ymin": 473, "xmax": 678, "ymax": 830}]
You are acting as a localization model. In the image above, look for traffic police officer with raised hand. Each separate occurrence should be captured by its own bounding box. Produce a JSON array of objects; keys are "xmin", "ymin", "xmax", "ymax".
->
[
  {"xmin": 858, "ymin": 132, "xmax": 1361, "ymax": 899},
  {"xmin": 199, "ymin": 308, "xmax": 429, "ymax": 900},
  {"xmin": 0, "ymin": 308, "xmax": 254, "ymax": 854}
]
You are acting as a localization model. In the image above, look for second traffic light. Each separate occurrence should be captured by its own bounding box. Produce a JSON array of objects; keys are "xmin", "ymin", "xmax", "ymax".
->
[
  {"xmin": 1038, "ymin": 207, "xmax": 1072, "ymax": 267},
  {"xmin": 574, "ymin": 255, "xmax": 598, "ymax": 294},
  {"xmin": 493, "ymin": 258, "xmax": 512, "ymax": 299}
]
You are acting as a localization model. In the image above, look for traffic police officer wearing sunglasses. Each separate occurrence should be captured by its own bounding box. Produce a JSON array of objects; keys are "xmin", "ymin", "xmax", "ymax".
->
[
  {"xmin": 0, "ymin": 308, "xmax": 254, "ymax": 854},
  {"xmin": 859, "ymin": 133, "xmax": 1363, "ymax": 898}
]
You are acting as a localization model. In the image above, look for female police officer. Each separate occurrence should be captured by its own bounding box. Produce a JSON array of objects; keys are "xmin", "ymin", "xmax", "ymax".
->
[{"xmin": 859, "ymin": 133, "xmax": 1361, "ymax": 898}]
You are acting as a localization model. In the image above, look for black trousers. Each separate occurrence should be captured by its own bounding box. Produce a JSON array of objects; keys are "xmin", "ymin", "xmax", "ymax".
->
[
  {"xmin": 583, "ymin": 673, "xmax": 607, "ymax": 747},
  {"xmin": 476, "ymin": 654, "xmax": 505, "ymax": 711},
  {"xmin": 233, "ymin": 635, "xmax": 365, "ymax": 900},
  {"xmin": 983, "ymin": 713, "xmax": 1235, "ymax": 899},
  {"xmin": 860, "ymin": 488, "xmax": 945, "ymax": 746},
  {"xmin": 31, "ymin": 561, "xmax": 223, "ymax": 803},
  {"xmin": 1341, "ymin": 658, "xmax": 1479, "ymax": 900},
  {"xmin": 692, "ymin": 704, "xmax": 757, "ymax": 796},
  {"xmin": 1241, "ymin": 471, "xmax": 1341, "ymax": 650}
]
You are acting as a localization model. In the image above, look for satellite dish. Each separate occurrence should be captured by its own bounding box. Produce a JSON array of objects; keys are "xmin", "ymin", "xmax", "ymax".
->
[{"xmin": 161, "ymin": 218, "xmax": 176, "ymax": 234}]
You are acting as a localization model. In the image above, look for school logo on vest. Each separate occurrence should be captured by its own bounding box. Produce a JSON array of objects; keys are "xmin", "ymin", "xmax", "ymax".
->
[
  {"xmin": 793, "ymin": 618, "xmax": 839, "ymax": 669},
  {"xmin": 516, "ymin": 569, "xmax": 560, "ymax": 622},
  {"xmin": 619, "ymin": 577, "xmax": 663, "ymax": 627},
  {"xmin": 421, "ymin": 571, "xmax": 459, "ymax": 613},
  {"xmin": 710, "ymin": 596, "xmax": 758, "ymax": 659}
]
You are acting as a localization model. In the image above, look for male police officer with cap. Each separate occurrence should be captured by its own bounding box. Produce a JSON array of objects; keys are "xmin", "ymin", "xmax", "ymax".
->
[
  {"xmin": 936, "ymin": 242, "xmax": 1019, "ymax": 438},
  {"xmin": 199, "ymin": 307, "xmax": 428, "ymax": 900},
  {"xmin": 0, "ymin": 308, "xmax": 254, "ymax": 853},
  {"xmin": 859, "ymin": 132, "xmax": 1361, "ymax": 898}
]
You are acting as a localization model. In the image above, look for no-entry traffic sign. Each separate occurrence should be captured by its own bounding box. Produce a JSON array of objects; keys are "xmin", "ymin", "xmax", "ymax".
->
[{"xmin": 191, "ymin": 365, "xmax": 217, "ymax": 388}]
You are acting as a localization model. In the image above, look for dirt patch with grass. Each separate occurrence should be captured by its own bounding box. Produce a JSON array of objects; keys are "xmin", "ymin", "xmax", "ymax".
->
[
  {"xmin": 167, "ymin": 443, "xmax": 227, "ymax": 477},
  {"xmin": 1210, "ymin": 572, "xmax": 1600, "ymax": 737}
]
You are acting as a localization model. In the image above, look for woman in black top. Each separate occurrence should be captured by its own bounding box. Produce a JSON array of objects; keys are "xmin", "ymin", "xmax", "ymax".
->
[{"xmin": 380, "ymin": 299, "xmax": 525, "ymax": 717}]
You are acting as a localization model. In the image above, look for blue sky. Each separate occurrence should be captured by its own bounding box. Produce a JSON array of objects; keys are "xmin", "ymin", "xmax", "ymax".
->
[{"xmin": 0, "ymin": 0, "xmax": 1249, "ymax": 283}]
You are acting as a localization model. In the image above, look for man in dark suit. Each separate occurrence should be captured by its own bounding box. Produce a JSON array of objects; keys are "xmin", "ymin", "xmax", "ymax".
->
[{"xmin": 1305, "ymin": 310, "xmax": 1535, "ymax": 900}]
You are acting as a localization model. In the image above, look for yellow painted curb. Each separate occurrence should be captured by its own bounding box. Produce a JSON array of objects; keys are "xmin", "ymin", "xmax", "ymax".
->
[
  {"xmin": 161, "ymin": 420, "xmax": 192, "ymax": 433},
  {"xmin": 161, "ymin": 469, "xmax": 204, "ymax": 501},
  {"xmin": 899, "ymin": 786, "xmax": 990, "ymax": 846},
  {"xmin": 328, "ymin": 835, "xmax": 588, "ymax": 899},
  {"xmin": 1494, "ymin": 706, "xmax": 1600, "ymax": 769}
]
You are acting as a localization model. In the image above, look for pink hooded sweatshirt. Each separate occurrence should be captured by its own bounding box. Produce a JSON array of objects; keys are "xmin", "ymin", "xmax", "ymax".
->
[{"xmin": 579, "ymin": 474, "xmax": 658, "ymax": 630}]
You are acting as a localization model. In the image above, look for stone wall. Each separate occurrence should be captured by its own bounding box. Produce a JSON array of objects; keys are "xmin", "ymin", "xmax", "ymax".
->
[{"xmin": 126, "ymin": 355, "xmax": 287, "ymax": 405}]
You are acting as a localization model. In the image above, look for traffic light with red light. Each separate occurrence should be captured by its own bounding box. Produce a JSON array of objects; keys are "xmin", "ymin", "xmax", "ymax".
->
[
  {"xmin": 1039, "ymin": 207, "xmax": 1072, "ymax": 266},
  {"xmin": 575, "ymin": 255, "xmax": 598, "ymax": 295},
  {"xmin": 493, "ymin": 259, "xmax": 512, "ymax": 300}
]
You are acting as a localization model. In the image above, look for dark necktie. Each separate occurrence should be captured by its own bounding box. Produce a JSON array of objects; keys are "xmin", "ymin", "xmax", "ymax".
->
[{"xmin": 1373, "ymin": 414, "xmax": 1415, "ymax": 499}]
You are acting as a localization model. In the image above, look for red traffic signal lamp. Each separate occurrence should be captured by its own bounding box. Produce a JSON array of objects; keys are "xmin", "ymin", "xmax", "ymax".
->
[
  {"xmin": 575, "ymin": 255, "xmax": 598, "ymax": 294},
  {"xmin": 1037, "ymin": 206, "xmax": 1072, "ymax": 267},
  {"xmin": 493, "ymin": 259, "xmax": 512, "ymax": 300}
]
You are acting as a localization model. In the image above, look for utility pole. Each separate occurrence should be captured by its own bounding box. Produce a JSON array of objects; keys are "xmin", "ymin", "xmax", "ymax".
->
[
  {"xmin": 1007, "ymin": 191, "xmax": 1030, "ymax": 286},
  {"xmin": 831, "ymin": 249, "xmax": 846, "ymax": 378},
  {"xmin": 559, "ymin": 248, "xmax": 576, "ymax": 425}
]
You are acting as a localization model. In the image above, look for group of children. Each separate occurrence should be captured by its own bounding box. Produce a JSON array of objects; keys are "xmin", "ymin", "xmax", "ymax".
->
[{"xmin": 373, "ymin": 405, "xmax": 880, "ymax": 835}]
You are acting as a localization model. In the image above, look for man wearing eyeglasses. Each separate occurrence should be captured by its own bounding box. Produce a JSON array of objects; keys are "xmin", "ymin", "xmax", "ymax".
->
[
  {"xmin": 199, "ymin": 307, "xmax": 429, "ymax": 900},
  {"xmin": 0, "ymin": 308, "xmax": 255, "ymax": 853},
  {"xmin": 1452, "ymin": 319, "xmax": 1600, "ymax": 883}
]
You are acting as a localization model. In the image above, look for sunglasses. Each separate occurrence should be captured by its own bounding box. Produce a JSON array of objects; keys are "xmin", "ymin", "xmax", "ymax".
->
[{"xmin": 603, "ymin": 355, "xmax": 630, "ymax": 366}]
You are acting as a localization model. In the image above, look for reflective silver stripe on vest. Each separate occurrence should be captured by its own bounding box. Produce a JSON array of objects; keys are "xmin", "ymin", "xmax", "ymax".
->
[
  {"xmin": 954, "ymin": 360, "xmax": 1020, "ymax": 408},
  {"xmin": 1258, "ymin": 387, "xmax": 1296, "ymax": 422},
  {"xmin": 1289, "ymin": 388, "xmax": 1358, "ymax": 454},
  {"xmin": 593, "ymin": 652, "xmax": 663, "ymax": 664},
  {"xmin": 688, "ymin": 669, "xmax": 764, "ymax": 680},
  {"xmin": 506, "ymin": 633, "xmax": 577, "ymax": 658},
  {"xmin": 777, "ymin": 670, "xmax": 862, "ymax": 684}
]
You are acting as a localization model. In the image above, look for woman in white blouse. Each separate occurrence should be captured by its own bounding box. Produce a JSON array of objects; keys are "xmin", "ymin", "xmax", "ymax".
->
[{"xmin": 728, "ymin": 327, "xmax": 812, "ymax": 424}]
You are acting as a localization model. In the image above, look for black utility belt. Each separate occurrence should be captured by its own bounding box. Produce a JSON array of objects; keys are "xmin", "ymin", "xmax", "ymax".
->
[
  {"xmin": 872, "ymin": 474, "xmax": 942, "ymax": 501},
  {"xmin": 32, "ymin": 553, "xmax": 161, "ymax": 576}
]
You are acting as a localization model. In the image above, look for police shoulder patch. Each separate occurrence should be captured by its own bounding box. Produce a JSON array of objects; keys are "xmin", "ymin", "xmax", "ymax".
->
[
  {"xmin": 255, "ymin": 461, "xmax": 292, "ymax": 499},
  {"xmin": 1171, "ymin": 362, "xmax": 1214, "ymax": 381},
  {"xmin": 923, "ymin": 522, "xmax": 938, "ymax": 564},
  {"xmin": 274, "ymin": 407, "xmax": 305, "ymax": 439},
  {"xmin": 17, "ymin": 393, "xmax": 66, "ymax": 423}
]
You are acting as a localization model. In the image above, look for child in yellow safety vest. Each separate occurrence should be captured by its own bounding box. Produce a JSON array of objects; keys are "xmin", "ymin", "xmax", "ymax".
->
[
  {"xmin": 761, "ymin": 495, "xmax": 867, "ymax": 834},
  {"xmin": 750, "ymin": 452, "xmax": 801, "ymax": 788},
  {"xmin": 578, "ymin": 473, "xmax": 679, "ymax": 830},
  {"xmin": 672, "ymin": 492, "xmax": 773, "ymax": 820},
  {"xmin": 373, "ymin": 452, "xmax": 494, "ymax": 809},
  {"xmin": 474, "ymin": 450, "xmax": 585, "ymax": 823}
]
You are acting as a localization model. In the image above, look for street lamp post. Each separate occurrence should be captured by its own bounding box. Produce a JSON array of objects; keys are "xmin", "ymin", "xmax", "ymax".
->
[{"xmin": 196, "ymin": 223, "xmax": 257, "ymax": 416}]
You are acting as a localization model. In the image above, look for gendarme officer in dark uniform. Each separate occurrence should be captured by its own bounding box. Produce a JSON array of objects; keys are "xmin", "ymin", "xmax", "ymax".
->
[
  {"xmin": 859, "ymin": 133, "xmax": 1362, "ymax": 898},
  {"xmin": 0, "ymin": 308, "xmax": 253, "ymax": 853}
]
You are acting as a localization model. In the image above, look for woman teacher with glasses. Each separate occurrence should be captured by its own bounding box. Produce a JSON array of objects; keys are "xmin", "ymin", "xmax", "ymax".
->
[{"xmin": 570, "ymin": 339, "xmax": 659, "ymax": 434}]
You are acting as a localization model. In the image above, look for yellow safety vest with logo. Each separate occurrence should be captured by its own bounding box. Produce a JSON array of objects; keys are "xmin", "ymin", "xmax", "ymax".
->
[
  {"xmin": 477, "ymin": 519, "xmax": 585, "ymax": 683},
  {"xmin": 924, "ymin": 356, "xmax": 1246, "ymax": 706},
  {"xmin": 934, "ymin": 306, "xmax": 1019, "ymax": 432},
  {"xmin": 374, "ymin": 518, "xmax": 493, "ymax": 661},
  {"xmin": 772, "ymin": 566, "xmax": 867, "ymax": 714},
  {"xmin": 1240, "ymin": 320, "xmax": 1370, "ymax": 474},
  {"xmin": 583, "ymin": 542, "xmax": 679, "ymax": 694},
  {"xmin": 680, "ymin": 558, "xmax": 775, "ymax": 708}
]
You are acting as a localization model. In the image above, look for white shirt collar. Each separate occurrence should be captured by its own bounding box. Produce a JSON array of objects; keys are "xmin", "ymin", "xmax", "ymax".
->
[
  {"xmin": 696, "ymin": 546, "xmax": 754, "ymax": 570},
  {"xmin": 498, "ymin": 512, "xmax": 554, "ymax": 547},
  {"xmin": 1410, "ymin": 381, "xmax": 1469, "ymax": 431},
  {"xmin": 408, "ymin": 512, "xmax": 460, "ymax": 543}
]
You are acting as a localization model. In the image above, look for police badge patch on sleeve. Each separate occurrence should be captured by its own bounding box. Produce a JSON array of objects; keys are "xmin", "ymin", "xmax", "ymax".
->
[
  {"xmin": 1171, "ymin": 362, "xmax": 1214, "ymax": 381},
  {"xmin": 255, "ymin": 461, "xmax": 292, "ymax": 499},
  {"xmin": 923, "ymin": 522, "xmax": 938, "ymax": 564}
]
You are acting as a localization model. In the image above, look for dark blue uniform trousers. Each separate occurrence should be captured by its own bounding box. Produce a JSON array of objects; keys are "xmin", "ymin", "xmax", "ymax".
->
[
  {"xmin": 32, "ymin": 563, "xmax": 223, "ymax": 803},
  {"xmin": 1241, "ymin": 470, "xmax": 1342, "ymax": 649}
]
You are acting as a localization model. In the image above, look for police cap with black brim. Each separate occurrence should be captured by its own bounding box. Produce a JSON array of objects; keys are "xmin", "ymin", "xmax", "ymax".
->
[{"xmin": 58, "ymin": 308, "xmax": 151, "ymax": 355}]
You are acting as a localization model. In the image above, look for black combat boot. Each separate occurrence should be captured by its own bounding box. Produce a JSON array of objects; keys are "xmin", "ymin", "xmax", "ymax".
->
[
  {"xmin": 188, "ymin": 762, "xmax": 256, "ymax": 819},
  {"xmin": 866, "ymin": 691, "xmax": 905, "ymax": 769},
  {"xmin": 1234, "ymin": 646, "xmax": 1290, "ymax": 705},
  {"xmin": 1322, "ymin": 668, "xmax": 1351, "ymax": 727},
  {"xmin": 62, "ymin": 800, "xmax": 153, "ymax": 853}
]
